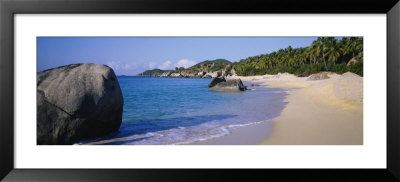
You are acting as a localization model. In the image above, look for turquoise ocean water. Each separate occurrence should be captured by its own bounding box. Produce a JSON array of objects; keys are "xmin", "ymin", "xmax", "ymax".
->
[{"xmin": 82, "ymin": 76, "xmax": 287, "ymax": 145}]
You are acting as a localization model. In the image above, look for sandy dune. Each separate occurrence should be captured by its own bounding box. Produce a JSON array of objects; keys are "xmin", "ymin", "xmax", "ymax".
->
[{"xmin": 239, "ymin": 72, "xmax": 363, "ymax": 145}]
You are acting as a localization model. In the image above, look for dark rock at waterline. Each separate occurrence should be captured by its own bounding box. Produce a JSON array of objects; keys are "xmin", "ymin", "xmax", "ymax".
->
[
  {"xmin": 209, "ymin": 78, "xmax": 247, "ymax": 92},
  {"xmin": 37, "ymin": 63, "xmax": 123, "ymax": 145},
  {"xmin": 208, "ymin": 77, "xmax": 226, "ymax": 87},
  {"xmin": 250, "ymin": 84, "xmax": 261, "ymax": 87}
]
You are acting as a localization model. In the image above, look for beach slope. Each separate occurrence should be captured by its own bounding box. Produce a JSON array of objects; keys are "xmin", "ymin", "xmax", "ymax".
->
[
  {"xmin": 242, "ymin": 72, "xmax": 363, "ymax": 145},
  {"xmin": 195, "ymin": 72, "xmax": 363, "ymax": 145}
]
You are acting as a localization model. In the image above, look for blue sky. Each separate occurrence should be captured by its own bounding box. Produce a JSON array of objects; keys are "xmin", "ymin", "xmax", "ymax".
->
[{"xmin": 37, "ymin": 37, "xmax": 317, "ymax": 75}]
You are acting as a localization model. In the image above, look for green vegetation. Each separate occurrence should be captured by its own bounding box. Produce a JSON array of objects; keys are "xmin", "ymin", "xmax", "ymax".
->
[
  {"xmin": 347, "ymin": 62, "xmax": 363, "ymax": 76},
  {"xmin": 190, "ymin": 59, "xmax": 231, "ymax": 67},
  {"xmin": 137, "ymin": 59, "xmax": 232, "ymax": 76},
  {"xmin": 188, "ymin": 59, "xmax": 231, "ymax": 72},
  {"xmin": 137, "ymin": 37, "xmax": 363, "ymax": 77},
  {"xmin": 233, "ymin": 37, "xmax": 363, "ymax": 76},
  {"xmin": 175, "ymin": 67, "xmax": 185, "ymax": 72},
  {"xmin": 137, "ymin": 68, "xmax": 165, "ymax": 76}
]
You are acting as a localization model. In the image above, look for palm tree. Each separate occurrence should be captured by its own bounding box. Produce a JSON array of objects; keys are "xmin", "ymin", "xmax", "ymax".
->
[
  {"xmin": 306, "ymin": 45, "xmax": 317, "ymax": 65},
  {"xmin": 355, "ymin": 37, "xmax": 363, "ymax": 57},
  {"xmin": 339, "ymin": 37, "xmax": 350, "ymax": 56},
  {"xmin": 296, "ymin": 48, "xmax": 307, "ymax": 65},
  {"xmin": 315, "ymin": 37, "xmax": 328, "ymax": 70},
  {"xmin": 345, "ymin": 37, "xmax": 363, "ymax": 58},
  {"xmin": 310, "ymin": 40, "xmax": 322, "ymax": 64},
  {"xmin": 325, "ymin": 37, "xmax": 340, "ymax": 64}
]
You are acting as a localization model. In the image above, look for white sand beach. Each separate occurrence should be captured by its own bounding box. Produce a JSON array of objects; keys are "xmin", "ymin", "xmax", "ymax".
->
[{"xmin": 194, "ymin": 72, "xmax": 363, "ymax": 145}]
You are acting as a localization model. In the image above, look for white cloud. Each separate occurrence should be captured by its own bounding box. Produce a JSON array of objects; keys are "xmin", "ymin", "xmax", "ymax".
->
[
  {"xmin": 107, "ymin": 61, "xmax": 121, "ymax": 70},
  {"xmin": 107, "ymin": 61, "xmax": 136, "ymax": 71},
  {"xmin": 122, "ymin": 63, "xmax": 134, "ymax": 70},
  {"xmin": 148, "ymin": 62, "xmax": 156, "ymax": 69},
  {"xmin": 158, "ymin": 60, "xmax": 172, "ymax": 70},
  {"xmin": 174, "ymin": 59, "xmax": 197, "ymax": 69}
]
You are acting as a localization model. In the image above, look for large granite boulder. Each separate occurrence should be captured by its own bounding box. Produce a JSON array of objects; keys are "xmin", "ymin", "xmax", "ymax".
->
[
  {"xmin": 209, "ymin": 78, "xmax": 247, "ymax": 92},
  {"xmin": 37, "ymin": 63, "xmax": 123, "ymax": 145},
  {"xmin": 208, "ymin": 77, "xmax": 226, "ymax": 87}
]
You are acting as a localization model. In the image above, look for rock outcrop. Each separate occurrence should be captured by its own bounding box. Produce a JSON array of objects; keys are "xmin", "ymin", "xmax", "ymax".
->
[
  {"xmin": 208, "ymin": 77, "xmax": 247, "ymax": 92},
  {"xmin": 170, "ymin": 73, "xmax": 182, "ymax": 77},
  {"xmin": 197, "ymin": 72, "xmax": 205, "ymax": 77},
  {"xmin": 208, "ymin": 77, "xmax": 226, "ymax": 87},
  {"xmin": 347, "ymin": 56, "xmax": 363, "ymax": 66},
  {"xmin": 160, "ymin": 71, "xmax": 171, "ymax": 77},
  {"xmin": 37, "ymin": 63, "xmax": 123, "ymax": 145},
  {"xmin": 137, "ymin": 59, "xmax": 232, "ymax": 79},
  {"xmin": 307, "ymin": 72, "xmax": 330, "ymax": 81},
  {"xmin": 140, "ymin": 69, "xmax": 223, "ymax": 79}
]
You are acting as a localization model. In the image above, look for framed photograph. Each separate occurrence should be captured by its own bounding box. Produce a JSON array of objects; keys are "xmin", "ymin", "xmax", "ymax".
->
[{"xmin": 1, "ymin": 0, "xmax": 399, "ymax": 181}]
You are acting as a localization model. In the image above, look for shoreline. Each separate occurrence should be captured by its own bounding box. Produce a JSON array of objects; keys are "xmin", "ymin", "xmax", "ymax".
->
[
  {"xmin": 83, "ymin": 77, "xmax": 286, "ymax": 145},
  {"xmin": 192, "ymin": 72, "xmax": 363, "ymax": 145}
]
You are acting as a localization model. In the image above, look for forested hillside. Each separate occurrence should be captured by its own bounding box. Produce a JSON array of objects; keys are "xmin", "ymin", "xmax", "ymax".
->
[
  {"xmin": 233, "ymin": 37, "xmax": 363, "ymax": 76},
  {"xmin": 138, "ymin": 37, "xmax": 363, "ymax": 77}
]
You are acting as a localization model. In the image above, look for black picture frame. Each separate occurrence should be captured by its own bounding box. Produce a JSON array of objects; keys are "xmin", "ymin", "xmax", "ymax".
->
[{"xmin": 1, "ymin": 0, "xmax": 399, "ymax": 181}]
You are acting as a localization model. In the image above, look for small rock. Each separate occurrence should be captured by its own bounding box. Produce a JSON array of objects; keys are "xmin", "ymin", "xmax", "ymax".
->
[
  {"xmin": 208, "ymin": 77, "xmax": 226, "ymax": 87},
  {"xmin": 347, "ymin": 56, "xmax": 363, "ymax": 66},
  {"xmin": 307, "ymin": 72, "xmax": 330, "ymax": 81},
  {"xmin": 209, "ymin": 78, "xmax": 247, "ymax": 92}
]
